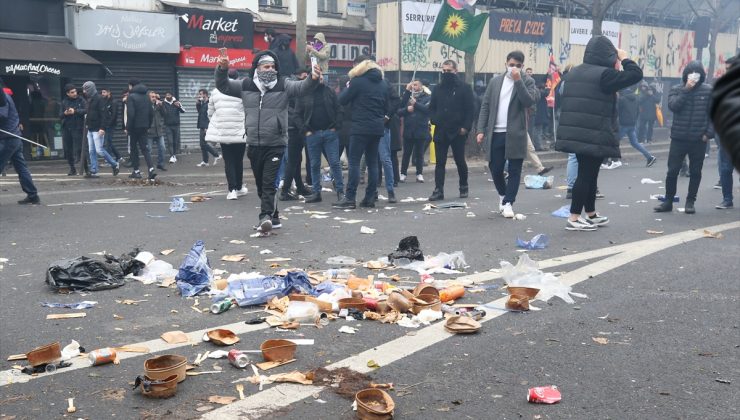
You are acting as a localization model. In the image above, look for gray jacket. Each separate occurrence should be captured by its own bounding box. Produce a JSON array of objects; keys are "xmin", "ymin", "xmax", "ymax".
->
[
  {"xmin": 477, "ymin": 74, "xmax": 538, "ymax": 160},
  {"xmin": 215, "ymin": 66, "xmax": 317, "ymax": 148}
]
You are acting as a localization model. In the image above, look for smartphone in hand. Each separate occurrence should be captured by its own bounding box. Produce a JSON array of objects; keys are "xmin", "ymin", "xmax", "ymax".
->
[{"xmin": 310, "ymin": 56, "xmax": 318, "ymax": 77}]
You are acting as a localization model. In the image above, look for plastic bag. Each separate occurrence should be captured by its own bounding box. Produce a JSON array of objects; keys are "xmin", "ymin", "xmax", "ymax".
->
[
  {"xmin": 388, "ymin": 236, "xmax": 424, "ymax": 263},
  {"xmin": 169, "ymin": 197, "xmax": 188, "ymax": 212},
  {"xmin": 326, "ymin": 255, "xmax": 357, "ymax": 265},
  {"xmin": 46, "ymin": 256, "xmax": 126, "ymax": 292},
  {"xmin": 176, "ymin": 240, "xmax": 213, "ymax": 297},
  {"xmin": 524, "ymin": 175, "xmax": 554, "ymax": 189},
  {"xmin": 551, "ymin": 205, "xmax": 570, "ymax": 218},
  {"xmin": 500, "ymin": 254, "xmax": 585, "ymax": 304},
  {"xmin": 516, "ymin": 234, "xmax": 549, "ymax": 250},
  {"xmin": 225, "ymin": 271, "xmax": 315, "ymax": 307},
  {"xmin": 137, "ymin": 260, "xmax": 177, "ymax": 285},
  {"xmin": 397, "ymin": 251, "xmax": 467, "ymax": 275}
]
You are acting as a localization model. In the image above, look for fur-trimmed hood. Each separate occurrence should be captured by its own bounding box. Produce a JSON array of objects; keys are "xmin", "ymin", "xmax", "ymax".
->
[{"xmin": 349, "ymin": 60, "xmax": 384, "ymax": 81}]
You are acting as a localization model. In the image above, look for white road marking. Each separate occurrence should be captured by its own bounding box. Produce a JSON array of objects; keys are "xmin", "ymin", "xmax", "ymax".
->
[{"xmin": 171, "ymin": 190, "xmax": 226, "ymax": 198}]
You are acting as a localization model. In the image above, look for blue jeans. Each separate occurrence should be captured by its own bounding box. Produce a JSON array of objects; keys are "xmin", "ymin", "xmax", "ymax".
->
[
  {"xmin": 488, "ymin": 132, "xmax": 523, "ymax": 205},
  {"xmin": 378, "ymin": 129, "xmax": 394, "ymax": 193},
  {"xmin": 104, "ymin": 130, "xmax": 120, "ymax": 160},
  {"xmin": 0, "ymin": 138, "xmax": 38, "ymax": 199},
  {"xmin": 275, "ymin": 145, "xmax": 288, "ymax": 188},
  {"xmin": 618, "ymin": 125, "xmax": 652, "ymax": 161},
  {"xmin": 87, "ymin": 130, "xmax": 117, "ymax": 174},
  {"xmin": 567, "ymin": 153, "xmax": 578, "ymax": 188},
  {"xmin": 147, "ymin": 135, "xmax": 167, "ymax": 167},
  {"xmin": 718, "ymin": 140, "xmax": 734, "ymax": 203},
  {"xmin": 306, "ymin": 129, "xmax": 344, "ymax": 194},
  {"xmin": 346, "ymin": 134, "xmax": 380, "ymax": 202}
]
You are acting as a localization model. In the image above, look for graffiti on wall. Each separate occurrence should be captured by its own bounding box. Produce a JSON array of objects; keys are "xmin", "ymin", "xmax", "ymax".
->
[
  {"xmin": 638, "ymin": 31, "xmax": 662, "ymax": 77},
  {"xmin": 558, "ymin": 37, "xmax": 571, "ymax": 64},
  {"xmin": 527, "ymin": 42, "xmax": 551, "ymax": 66},
  {"xmin": 401, "ymin": 34, "xmax": 431, "ymax": 68},
  {"xmin": 665, "ymin": 30, "xmax": 694, "ymax": 76},
  {"xmin": 181, "ymin": 78, "xmax": 214, "ymax": 101},
  {"xmin": 376, "ymin": 57, "xmax": 397, "ymax": 69}
]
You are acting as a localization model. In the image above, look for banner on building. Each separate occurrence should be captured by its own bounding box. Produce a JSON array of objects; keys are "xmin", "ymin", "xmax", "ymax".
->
[
  {"xmin": 176, "ymin": 46, "xmax": 252, "ymax": 69},
  {"xmin": 175, "ymin": 7, "xmax": 253, "ymax": 49},
  {"xmin": 327, "ymin": 43, "xmax": 372, "ymax": 62},
  {"xmin": 569, "ymin": 19, "xmax": 620, "ymax": 46},
  {"xmin": 347, "ymin": 1, "xmax": 367, "ymax": 17},
  {"xmin": 70, "ymin": 9, "xmax": 180, "ymax": 53},
  {"xmin": 401, "ymin": 1, "xmax": 442, "ymax": 35},
  {"xmin": 489, "ymin": 12, "xmax": 551, "ymax": 43}
]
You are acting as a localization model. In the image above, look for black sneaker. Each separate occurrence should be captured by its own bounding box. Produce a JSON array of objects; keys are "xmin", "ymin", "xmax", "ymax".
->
[
  {"xmin": 279, "ymin": 191, "xmax": 299, "ymax": 201},
  {"xmin": 566, "ymin": 188, "xmax": 573, "ymax": 199},
  {"xmin": 646, "ymin": 156, "xmax": 657, "ymax": 167},
  {"xmin": 713, "ymin": 181, "xmax": 722, "ymax": 190},
  {"xmin": 684, "ymin": 201, "xmax": 696, "ymax": 214},
  {"xmin": 296, "ymin": 186, "xmax": 313, "ymax": 196},
  {"xmin": 332, "ymin": 198, "xmax": 356, "ymax": 209},
  {"xmin": 429, "ymin": 190, "xmax": 444, "ymax": 201},
  {"xmin": 715, "ymin": 200, "xmax": 733, "ymax": 209},
  {"xmin": 654, "ymin": 201, "xmax": 673, "ymax": 212},
  {"xmin": 459, "ymin": 186, "xmax": 468, "ymax": 198},
  {"xmin": 129, "ymin": 171, "xmax": 142, "ymax": 179},
  {"xmin": 113, "ymin": 163, "xmax": 120, "ymax": 176},
  {"xmin": 359, "ymin": 200, "xmax": 375, "ymax": 208},
  {"xmin": 18, "ymin": 196, "xmax": 40, "ymax": 205},
  {"xmin": 537, "ymin": 166, "xmax": 553, "ymax": 176},
  {"xmin": 272, "ymin": 218, "xmax": 282, "ymax": 229},
  {"xmin": 148, "ymin": 168, "xmax": 157, "ymax": 180},
  {"xmin": 67, "ymin": 168, "xmax": 77, "ymax": 176},
  {"xmin": 595, "ymin": 189, "xmax": 604, "ymax": 199},
  {"xmin": 157, "ymin": 165, "xmax": 168, "ymax": 171},
  {"xmin": 387, "ymin": 191, "xmax": 397, "ymax": 204},
  {"xmin": 304, "ymin": 193, "xmax": 322, "ymax": 203}
]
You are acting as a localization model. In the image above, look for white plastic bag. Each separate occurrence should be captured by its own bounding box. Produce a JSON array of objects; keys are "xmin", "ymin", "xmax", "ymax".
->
[{"xmin": 500, "ymin": 254, "xmax": 586, "ymax": 304}]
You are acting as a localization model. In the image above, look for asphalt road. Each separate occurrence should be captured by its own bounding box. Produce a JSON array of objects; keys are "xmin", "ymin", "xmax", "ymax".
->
[{"xmin": 0, "ymin": 152, "xmax": 738, "ymax": 419}]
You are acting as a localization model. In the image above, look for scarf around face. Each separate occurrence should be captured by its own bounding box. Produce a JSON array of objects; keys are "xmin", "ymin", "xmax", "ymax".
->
[{"xmin": 254, "ymin": 70, "xmax": 278, "ymax": 94}]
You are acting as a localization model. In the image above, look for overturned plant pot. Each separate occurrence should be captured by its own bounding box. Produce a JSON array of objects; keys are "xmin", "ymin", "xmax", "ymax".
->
[
  {"xmin": 505, "ymin": 294, "xmax": 531, "ymax": 311},
  {"xmin": 339, "ymin": 298, "xmax": 367, "ymax": 312},
  {"xmin": 261, "ymin": 339, "xmax": 297, "ymax": 362},
  {"xmin": 507, "ymin": 286, "xmax": 540, "ymax": 299},
  {"xmin": 137, "ymin": 374, "xmax": 179, "ymax": 399},
  {"xmin": 412, "ymin": 284, "xmax": 439, "ymax": 299},
  {"xmin": 206, "ymin": 328, "xmax": 240, "ymax": 346},
  {"xmin": 144, "ymin": 354, "xmax": 187, "ymax": 383},
  {"xmin": 410, "ymin": 293, "xmax": 441, "ymax": 314},
  {"xmin": 355, "ymin": 388, "xmax": 395, "ymax": 419},
  {"xmin": 444, "ymin": 315, "xmax": 481, "ymax": 334},
  {"xmin": 386, "ymin": 291, "xmax": 412, "ymax": 313}
]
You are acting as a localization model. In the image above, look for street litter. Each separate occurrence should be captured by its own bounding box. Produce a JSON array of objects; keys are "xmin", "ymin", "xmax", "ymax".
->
[
  {"xmin": 703, "ymin": 230, "xmax": 724, "ymax": 239},
  {"xmin": 592, "ymin": 337, "xmax": 609, "ymax": 345},
  {"xmin": 388, "ymin": 236, "xmax": 424, "ymax": 263},
  {"xmin": 205, "ymin": 329, "xmax": 240, "ymax": 346},
  {"xmin": 466, "ymin": 212, "xmax": 476, "ymax": 217},
  {"xmin": 501, "ymin": 254, "xmax": 586, "ymax": 304},
  {"xmin": 394, "ymin": 251, "xmax": 467, "ymax": 275},
  {"xmin": 88, "ymin": 347, "xmax": 118, "ymax": 366},
  {"xmin": 61, "ymin": 340, "xmax": 82, "ymax": 360},
  {"xmin": 169, "ymin": 197, "xmax": 189, "ymax": 212},
  {"xmin": 133, "ymin": 374, "xmax": 179, "ymax": 399},
  {"xmin": 445, "ymin": 316, "xmax": 481, "ymax": 334},
  {"xmin": 641, "ymin": 178, "xmax": 662, "ymax": 184},
  {"xmin": 506, "ymin": 286, "xmax": 540, "ymax": 311},
  {"xmin": 339, "ymin": 326, "xmax": 358, "ymax": 334},
  {"xmin": 41, "ymin": 301, "xmax": 97, "ymax": 309},
  {"xmin": 551, "ymin": 205, "xmax": 570, "ymax": 218},
  {"xmin": 161, "ymin": 331, "xmax": 189, "ymax": 344},
  {"xmin": 190, "ymin": 195, "xmax": 211, "ymax": 202},
  {"xmin": 259, "ymin": 249, "xmax": 273, "ymax": 255},
  {"xmin": 516, "ymin": 234, "xmax": 549, "ymax": 250},
  {"xmin": 355, "ymin": 388, "xmax": 395, "ymax": 419},
  {"xmin": 524, "ymin": 174, "xmax": 554, "ymax": 189},
  {"xmin": 310, "ymin": 214, "xmax": 329, "ymax": 219},
  {"xmin": 341, "ymin": 219, "xmax": 365, "ymax": 224},
  {"xmin": 229, "ymin": 240, "xmax": 247, "ymax": 244},
  {"xmin": 46, "ymin": 256, "xmax": 127, "ymax": 292},
  {"xmin": 264, "ymin": 257, "xmax": 292, "ymax": 262},
  {"xmin": 145, "ymin": 354, "xmax": 187, "ymax": 383},
  {"xmin": 236, "ymin": 383, "xmax": 246, "ymax": 399},
  {"xmin": 428, "ymin": 202, "xmax": 468, "ymax": 209},
  {"xmin": 221, "ymin": 254, "xmax": 247, "ymax": 262},
  {"xmin": 360, "ymin": 226, "xmax": 376, "ymax": 234},
  {"xmin": 326, "ymin": 255, "xmax": 357, "ymax": 265},
  {"xmin": 528, "ymin": 386, "xmax": 562, "ymax": 404},
  {"xmin": 247, "ymin": 370, "xmax": 313, "ymax": 388},
  {"xmin": 646, "ymin": 230, "xmax": 664, "ymax": 235},
  {"xmin": 208, "ymin": 395, "xmax": 237, "ymax": 405},
  {"xmin": 160, "ymin": 249, "xmax": 175, "ymax": 256},
  {"xmin": 46, "ymin": 312, "xmax": 86, "ymax": 320},
  {"xmin": 176, "ymin": 240, "xmax": 213, "ymax": 297},
  {"xmin": 67, "ymin": 398, "xmax": 76, "ymax": 413}
]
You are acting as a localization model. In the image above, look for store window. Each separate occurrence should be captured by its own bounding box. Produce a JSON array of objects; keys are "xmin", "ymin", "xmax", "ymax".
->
[
  {"xmin": 318, "ymin": 0, "xmax": 340, "ymax": 16},
  {"xmin": 259, "ymin": 0, "xmax": 287, "ymax": 13}
]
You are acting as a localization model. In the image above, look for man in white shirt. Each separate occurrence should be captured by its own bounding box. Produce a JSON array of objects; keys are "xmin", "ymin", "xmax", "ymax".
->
[{"xmin": 476, "ymin": 51, "xmax": 539, "ymax": 218}]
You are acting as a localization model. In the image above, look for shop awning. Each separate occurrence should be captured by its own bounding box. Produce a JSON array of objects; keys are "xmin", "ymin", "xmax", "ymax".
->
[{"xmin": 0, "ymin": 37, "xmax": 107, "ymax": 78}]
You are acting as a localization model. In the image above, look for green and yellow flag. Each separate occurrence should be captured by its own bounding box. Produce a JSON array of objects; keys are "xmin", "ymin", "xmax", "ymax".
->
[{"xmin": 427, "ymin": 1, "xmax": 488, "ymax": 53}]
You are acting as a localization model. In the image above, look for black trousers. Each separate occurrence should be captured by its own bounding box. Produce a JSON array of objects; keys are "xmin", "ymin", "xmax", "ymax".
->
[
  {"xmin": 401, "ymin": 136, "xmax": 425, "ymax": 176},
  {"xmin": 165, "ymin": 125, "xmax": 181, "ymax": 155},
  {"xmin": 62, "ymin": 125, "xmax": 83, "ymax": 167},
  {"xmin": 570, "ymin": 154, "xmax": 602, "ymax": 215},
  {"xmin": 129, "ymin": 128, "xmax": 153, "ymax": 171},
  {"xmin": 199, "ymin": 128, "xmax": 219, "ymax": 163},
  {"xmin": 282, "ymin": 130, "xmax": 308, "ymax": 193},
  {"xmin": 247, "ymin": 145, "xmax": 284, "ymax": 221},
  {"xmin": 221, "ymin": 143, "xmax": 246, "ymax": 191},
  {"xmin": 637, "ymin": 118, "xmax": 655, "ymax": 142},
  {"xmin": 433, "ymin": 129, "xmax": 468, "ymax": 191},
  {"xmin": 664, "ymin": 140, "xmax": 706, "ymax": 203}
]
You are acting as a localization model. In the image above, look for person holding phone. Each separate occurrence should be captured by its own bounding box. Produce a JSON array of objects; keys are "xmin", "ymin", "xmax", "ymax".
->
[
  {"xmin": 306, "ymin": 33, "xmax": 329, "ymax": 84},
  {"xmin": 60, "ymin": 84, "xmax": 87, "ymax": 176}
]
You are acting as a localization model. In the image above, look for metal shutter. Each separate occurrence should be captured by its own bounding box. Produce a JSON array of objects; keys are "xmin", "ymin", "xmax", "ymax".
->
[
  {"xmin": 176, "ymin": 68, "xmax": 217, "ymax": 151},
  {"xmin": 71, "ymin": 51, "xmax": 176, "ymax": 153}
]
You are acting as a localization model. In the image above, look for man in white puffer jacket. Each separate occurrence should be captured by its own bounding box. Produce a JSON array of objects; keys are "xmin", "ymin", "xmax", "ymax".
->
[{"xmin": 207, "ymin": 69, "xmax": 248, "ymax": 200}]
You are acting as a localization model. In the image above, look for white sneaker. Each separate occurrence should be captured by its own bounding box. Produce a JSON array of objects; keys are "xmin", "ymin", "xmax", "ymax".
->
[
  {"xmin": 584, "ymin": 213, "xmax": 609, "ymax": 227},
  {"xmin": 416, "ymin": 174, "xmax": 424, "ymax": 183},
  {"xmin": 278, "ymin": 179, "xmax": 284, "ymax": 189},
  {"xmin": 609, "ymin": 161, "xmax": 622, "ymax": 169},
  {"xmin": 502, "ymin": 203, "xmax": 515, "ymax": 218},
  {"xmin": 498, "ymin": 195, "xmax": 505, "ymax": 212},
  {"xmin": 566, "ymin": 217, "xmax": 598, "ymax": 231},
  {"xmin": 399, "ymin": 173, "xmax": 406, "ymax": 182},
  {"xmin": 213, "ymin": 155, "xmax": 222, "ymax": 165},
  {"xmin": 169, "ymin": 155, "xmax": 177, "ymax": 163},
  {"xmin": 237, "ymin": 186, "xmax": 249, "ymax": 196},
  {"xmin": 226, "ymin": 190, "xmax": 238, "ymax": 200},
  {"xmin": 600, "ymin": 163, "xmax": 610, "ymax": 170},
  {"xmin": 197, "ymin": 161, "xmax": 208, "ymax": 167}
]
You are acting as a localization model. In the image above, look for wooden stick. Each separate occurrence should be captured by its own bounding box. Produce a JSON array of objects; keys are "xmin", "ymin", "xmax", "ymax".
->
[{"xmin": 46, "ymin": 313, "xmax": 86, "ymax": 320}]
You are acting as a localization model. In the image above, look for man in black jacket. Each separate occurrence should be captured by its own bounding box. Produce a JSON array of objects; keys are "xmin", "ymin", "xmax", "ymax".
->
[
  {"xmin": 267, "ymin": 30, "xmax": 299, "ymax": 78},
  {"xmin": 100, "ymin": 88, "xmax": 121, "ymax": 163},
  {"xmin": 126, "ymin": 79, "xmax": 156, "ymax": 180},
  {"xmin": 162, "ymin": 92, "xmax": 184, "ymax": 163},
  {"xmin": 654, "ymin": 61, "xmax": 714, "ymax": 214},
  {"xmin": 196, "ymin": 89, "xmax": 221, "ymax": 166},
  {"xmin": 82, "ymin": 81, "xmax": 119, "ymax": 177},
  {"xmin": 60, "ymin": 84, "xmax": 86, "ymax": 175},
  {"xmin": 398, "ymin": 79, "xmax": 430, "ymax": 183},
  {"xmin": 299, "ymin": 74, "xmax": 344, "ymax": 204},
  {"xmin": 280, "ymin": 68, "xmax": 313, "ymax": 201},
  {"xmin": 428, "ymin": 59, "xmax": 475, "ymax": 201},
  {"xmin": 711, "ymin": 56, "xmax": 739, "ymax": 207},
  {"xmin": 615, "ymin": 86, "xmax": 656, "ymax": 167},
  {"xmin": 637, "ymin": 84, "xmax": 660, "ymax": 143}
]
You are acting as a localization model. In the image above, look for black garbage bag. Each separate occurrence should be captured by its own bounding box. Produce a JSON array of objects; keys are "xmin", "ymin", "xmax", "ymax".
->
[
  {"xmin": 388, "ymin": 235, "xmax": 424, "ymax": 262},
  {"xmin": 46, "ymin": 256, "xmax": 125, "ymax": 292},
  {"xmin": 105, "ymin": 248, "xmax": 145, "ymax": 276}
]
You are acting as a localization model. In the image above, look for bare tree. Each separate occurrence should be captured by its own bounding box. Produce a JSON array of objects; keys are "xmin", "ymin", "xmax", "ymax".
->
[
  {"xmin": 685, "ymin": 0, "xmax": 738, "ymax": 81},
  {"xmin": 570, "ymin": 0, "xmax": 621, "ymax": 35}
]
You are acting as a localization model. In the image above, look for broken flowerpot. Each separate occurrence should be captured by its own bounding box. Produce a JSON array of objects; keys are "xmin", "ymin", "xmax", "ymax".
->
[
  {"xmin": 355, "ymin": 388, "xmax": 395, "ymax": 419},
  {"xmin": 26, "ymin": 342, "xmax": 62, "ymax": 367},
  {"xmin": 338, "ymin": 298, "xmax": 367, "ymax": 312},
  {"xmin": 444, "ymin": 316, "xmax": 481, "ymax": 334},
  {"xmin": 505, "ymin": 295, "xmax": 531, "ymax": 311},
  {"xmin": 206, "ymin": 329, "xmax": 240, "ymax": 346},
  {"xmin": 410, "ymin": 294, "xmax": 441, "ymax": 314},
  {"xmin": 386, "ymin": 291, "xmax": 412, "ymax": 313},
  {"xmin": 144, "ymin": 354, "xmax": 188, "ymax": 383},
  {"xmin": 136, "ymin": 374, "xmax": 179, "ymax": 399},
  {"xmin": 260, "ymin": 339, "xmax": 297, "ymax": 362}
]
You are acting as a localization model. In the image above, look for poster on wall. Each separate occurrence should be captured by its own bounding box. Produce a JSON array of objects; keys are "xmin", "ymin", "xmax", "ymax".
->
[
  {"xmin": 569, "ymin": 19, "xmax": 620, "ymax": 47},
  {"xmin": 489, "ymin": 12, "xmax": 552, "ymax": 43},
  {"xmin": 347, "ymin": 1, "xmax": 367, "ymax": 17},
  {"xmin": 401, "ymin": 1, "xmax": 442, "ymax": 35},
  {"xmin": 71, "ymin": 9, "xmax": 180, "ymax": 53}
]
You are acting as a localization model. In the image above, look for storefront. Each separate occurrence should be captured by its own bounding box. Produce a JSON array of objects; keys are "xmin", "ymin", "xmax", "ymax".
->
[
  {"xmin": 173, "ymin": 6, "xmax": 254, "ymax": 149},
  {"xmin": 67, "ymin": 8, "xmax": 180, "ymax": 153}
]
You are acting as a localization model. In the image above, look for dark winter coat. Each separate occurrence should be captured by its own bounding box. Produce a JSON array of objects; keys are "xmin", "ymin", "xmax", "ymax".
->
[
  {"xmin": 711, "ymin": 58, "xmax": 740, "ymax": 171},
  {"xmin": 148, "ymin": 102, "xmax": 165, "ymax": 137},
  {"xmin": 126, "ymin": 83, "xmax": 153, "ymax": 131},
  {"xmin": 668, "ymin": 61, "xmax": 714, "ymax": 143},
  {"xmin": 338, "ymin": 60, "xmax": 388, "ymax": 137},
  {"xmin": 397, "ymin": 89, "xmax": 431, "ymax": 141},
  {"xmin": 85, "ymin": 94, "xmax": 109, "ymax": 132},
  {"xmin": 103, "ymin": 97, "xmax": 117, "ymax": 130},
  {"xmin": 386, "ymin": 85, "xmax": 402, "ymax": 151},
  {"xmin": 162, "ymin": 100, "xmax": 184, "ymax": 126},
  {"xmin": 534, "ymin": 86, "xmax": 550, "ymax": 125},
  {"xmin": 269, "ymin": 34, "xmax": 299, "ymax": 78},
  {"xmin": 296, "ymin": 83, "xmax": 342, "ymax": 133},
  {"xmin": 0, "ymin": 91, "xmax": 21, "ymax": 140},
  {"xmin": 554, "ymin": 36, "xmax": 643, "ymax": 158},
  {"xmin": 617, "ymin": 88, "xmax": 639, "ymax": 127},
  {"xmin": 337, "ymin": 96, "xmax": 352, "ymax": 148},
  {"xmin": 196, "ymin": 99, "xmax": 210, "ymax": 129},
  {"xmin": 60, "ymin": 96, "xmax": 86, "ymax": 129},
  {"xmin": 638, "ymin": 90, "xmax": 659, "ymax": 120},
  {"xmin": 429, "ymin": 74, "xmax": 475, "ymax": 134}
]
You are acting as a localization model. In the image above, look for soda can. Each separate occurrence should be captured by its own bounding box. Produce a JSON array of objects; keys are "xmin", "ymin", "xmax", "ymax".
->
[
  {"xmin": 227, "ymin": 349, "xmax": 249, "ymax": 368},
  {"xmin": 461, "ymin": 309, "xmax": 486, "ymax": 320},
  {"xmin": 88, "ymin": 348, "xmax": 117, "ymax": 366},
  {"xmin": 210, "ymin": 299, "xmax": 233, "ymax": 314}
]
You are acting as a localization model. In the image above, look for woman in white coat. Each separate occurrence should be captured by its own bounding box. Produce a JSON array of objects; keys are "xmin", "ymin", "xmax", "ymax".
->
[{"xmin": 207, "ymin": 69, "xmax": 248, "ymax": 200}]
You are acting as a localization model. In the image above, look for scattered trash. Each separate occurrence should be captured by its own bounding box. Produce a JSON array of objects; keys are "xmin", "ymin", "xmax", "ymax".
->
[
  {"xmin": 395, "ymin": 251, "xmax": 467, "ymax": 275},
  {"xmin": 169, "ymin": 197, "xmax": 189, "ymax": 212},
  {"xmin": 311, "ymin": 367, "xmax": 373, "ymax": 399},
  {"xmin": 640, "ymin": 178, "xmax": 662, "ymax": 184},
  {"xmin": 236, "ymin": 383, "xmax": 246, "ymax": 400},
  {"xmin": 355, "ymin": 388, "xmax": 395, "ymax": 418},
  {"xmin": 208, "ymin": 395, "xmax": 237, "ymax": 405},
  {"xmin": 445, "ymin": 316, "xmax": 481, "ymax": 334},
  {"xmin": 703, "ymin": 230, "xmax": 724, "ymax": 239},
  {"xmin": 715, "ymin": 378, "xmax": 731, "ymax": 385},
  {"xmin": 388, "ymin": 236, "xmax": 424, "ymax": 263},
  {"xmin": 339, "ymin": 326, "xmax": 358, "ymax": 334},
  {"xmin": 46, "ymin": 256, "xmax": 126, "ymax": 292},
  {"xmin": 527, "ymin": 386, "xmax": 562, "ymax": 404},
  {"xmin": 501, "ymin": 254, "xmax": 586, "ymax": 304},
  {"xmin": 592, "ymin": 337, "xmax": 609, "ymax": 345},
  {"xmin": 67, "ymin": 398, "xmax": 76, "ymax": 413},
  {"xmin": 360, "ymin": 226, "xmax": 376, "ymax": 234},
  {"xmin": 205, "ymin": 329, "xmax": 240, "ymax": 346},
  {"xmin": 61, "ymin": 340, "xmax": 82, "ymax": 360},
  {"xmin": 506, "ymin": 286, "xmax": 540, "ymax": 311},
  {"xmin": 221, "ymin": 254, "xmax": 247, "ymax": 262},
  {"xmin": 221, "ymin": 271, "xmax": 313, "ymax": 307},
  {"xmin": 516, "ymin": 234, "xmax": 549, "ymax": 250},
  {"xmin": 551, "ymin": 205, "xmax": 570, "ymax": 218},
  {"xmin": 428, "ymin": 202, "xmax": 468, "ymax": 209},
  {"xmin": 160, "ymin": 249, "xmax": 175, "ymax": 256},
  {"xmin": 326, "ymin": 256, "xmax": 357, "ymax": 265},
  {"xmin": 145, "ymin": 354, "xmax": 187, "ymax": 383},
  {"xmin": 46, "ymin": 312, "xmax": 86, "ymax": 320},
  {"xmin": 646, "ymin": 230, "xmax": 664, "ymax": 235},
  {"xmin": 229, "ymin": 240, "xmax": 246, "ymax": 244},
  {"xmin": 160, "ymin": 331, "xmax": 189, "ymax": 344},
  {"xmin": 466, "ymin": 212, "xmax": 476, "ymax": 218},
  {"xmin": 176, "ymin": 241, "xmax": 213, "ymax": 297},
  {"xmin": 134, "ymin": 374, "xmax": 179, "ymax": 398},
  {"xmin": 259, "ymin": 249, "xmax": 273, "ymax": 255},
  {"xmin": 88, "ymin": 348, "xmax": 118, "ymax": 366},
  {"xmin": 524, "ymin": 175, "xmax": 554, "ymax": 189},
  {"xmin": 41, "ymin": 301, "xmax": 97, "ymax": 309}
]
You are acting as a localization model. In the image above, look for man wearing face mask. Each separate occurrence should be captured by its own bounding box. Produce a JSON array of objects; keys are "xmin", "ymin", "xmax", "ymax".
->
[
  {"xmin": 476, "ymin": 51, "xmax": 539, "ymax": 218},
  {"xmin": 216, "ymin": 51, "xmax": 321, "ymax": 234},
  {"xmin": 654, "ymin": 61, "xmax": 714, "ymax": 214},
  {"xmin": 428, "ymin": 60, "xmax": 475, "ymax": 201},
  {"xmin": 398, "ymin": 79, "xmax": 431, "ymax": 183}
]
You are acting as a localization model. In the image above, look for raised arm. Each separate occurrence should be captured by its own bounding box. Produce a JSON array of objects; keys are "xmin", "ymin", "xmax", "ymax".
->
[{"xmin": 215, "ymin": 65, "xmax": 244, "ymax": 98}]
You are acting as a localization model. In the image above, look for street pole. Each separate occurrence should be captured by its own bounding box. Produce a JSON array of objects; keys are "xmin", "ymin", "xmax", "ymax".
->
[
  {"xmin": 296, "ymin": 0, "xmax": 307, "ymax": 68},
  {"xmin": 397, "ymin": 0, "xmax": 403, "ymax": 95},
  {"xmin": 464, "ymin": 52, "xmax": 475, "ymax": 85}
]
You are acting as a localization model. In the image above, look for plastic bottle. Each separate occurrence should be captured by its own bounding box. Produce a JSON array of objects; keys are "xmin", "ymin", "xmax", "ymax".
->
[
  {"xmin": 324, "ymin": 269, "xmax": 352, "ymax": 280},
  {"xmin": 439, "ymin": 285, "xmax": 465, "ymax": 302},
  {"xmin": 284, "ymin": 301, "xmax": 320, "ymax": 323},
  {"xmin": 326, "ymin": 256, "xmax": 357, "ymax": 265}
]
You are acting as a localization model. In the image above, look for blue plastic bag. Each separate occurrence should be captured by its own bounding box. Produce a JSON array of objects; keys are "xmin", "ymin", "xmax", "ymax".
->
[
  {"xmin": 227, "ymin": 271, "xmax": 316, "ymax": 307},
  {"xmin": 551, "ymin": 205, "xmax": 570, "ymax": 218},
  {"xmin": 169, "ymin": 197, "xmax": 188, "ymax": 212},
  {"xmin": 516, "ymin": 234, "xmax": 549, "ymax": 250},
  {"xmin": 176, "ymin": 240, "xmax": 212, "ymax": 297},
  {"xmin": 524, "ymin": 175, "xmax": 553, "ymax": 189}
]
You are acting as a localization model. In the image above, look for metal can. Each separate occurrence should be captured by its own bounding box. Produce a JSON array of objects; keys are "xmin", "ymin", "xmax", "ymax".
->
[
  {"xmin": 88, "ymin": 348, "xmax": 117, "ymax": 366},
  {"xmin": 210, "ymin": 299, "xmax": 233, "ymax": 314},
  {"xmin": 461, "ymin": 309, "xmax": 486, "ymax": 320},
  {"xmin": 227, "ymin": 349, "xmax": 249, "ymax": 368}
]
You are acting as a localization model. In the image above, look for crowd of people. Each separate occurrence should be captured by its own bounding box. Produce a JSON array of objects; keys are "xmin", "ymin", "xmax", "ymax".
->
[{"xmin": 2, "ymin": 33, "xmax": 738, "ymax": 233}]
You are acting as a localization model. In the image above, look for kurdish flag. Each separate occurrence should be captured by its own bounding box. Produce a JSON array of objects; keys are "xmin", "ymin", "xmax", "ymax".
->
[{"xmin": 427, "ymin": 0, "xmax": 488, "ymax": 54}]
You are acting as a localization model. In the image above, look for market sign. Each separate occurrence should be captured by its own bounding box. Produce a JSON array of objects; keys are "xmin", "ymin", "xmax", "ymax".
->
[
  {"xmin": 70, "ymin": 9, "xmax": 180, "ymax": 53},
  {"xmin": 175, "ymin": 7, "xmax": 253, "ymax": 49},
  {"xmin": 489, "ymin": 12, "xmax": 552, "ymax": 43},
  {"xmin": 569, "ymin": 19, "xmax": 620, "ymax": 47},
  {"xmin": 176, "ymin": 46, "xmax": 252, "ymax": 69}
]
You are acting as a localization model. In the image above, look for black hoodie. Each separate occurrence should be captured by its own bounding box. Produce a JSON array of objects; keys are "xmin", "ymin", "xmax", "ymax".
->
[
  {"xmin": 668, "ymin": 60, "xmax": 714, "ymax": 142},
  {"xmin": 269, "ymin": 34, "xmax": 299, "ymax": 78},
  {"xmin": 126, "ymin": 83, "xmax": 152, "ymax": 131},
  {"xmin": 617, "ymin": 87, "xmax": 639, "ymax": 127},
  {"xmin": 338, "ymin": 60, "xmax": 388, "ymax": 137},
  {"xmin": 711, "ymin": 59, "xmax": 740, "ymax": 170}
]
